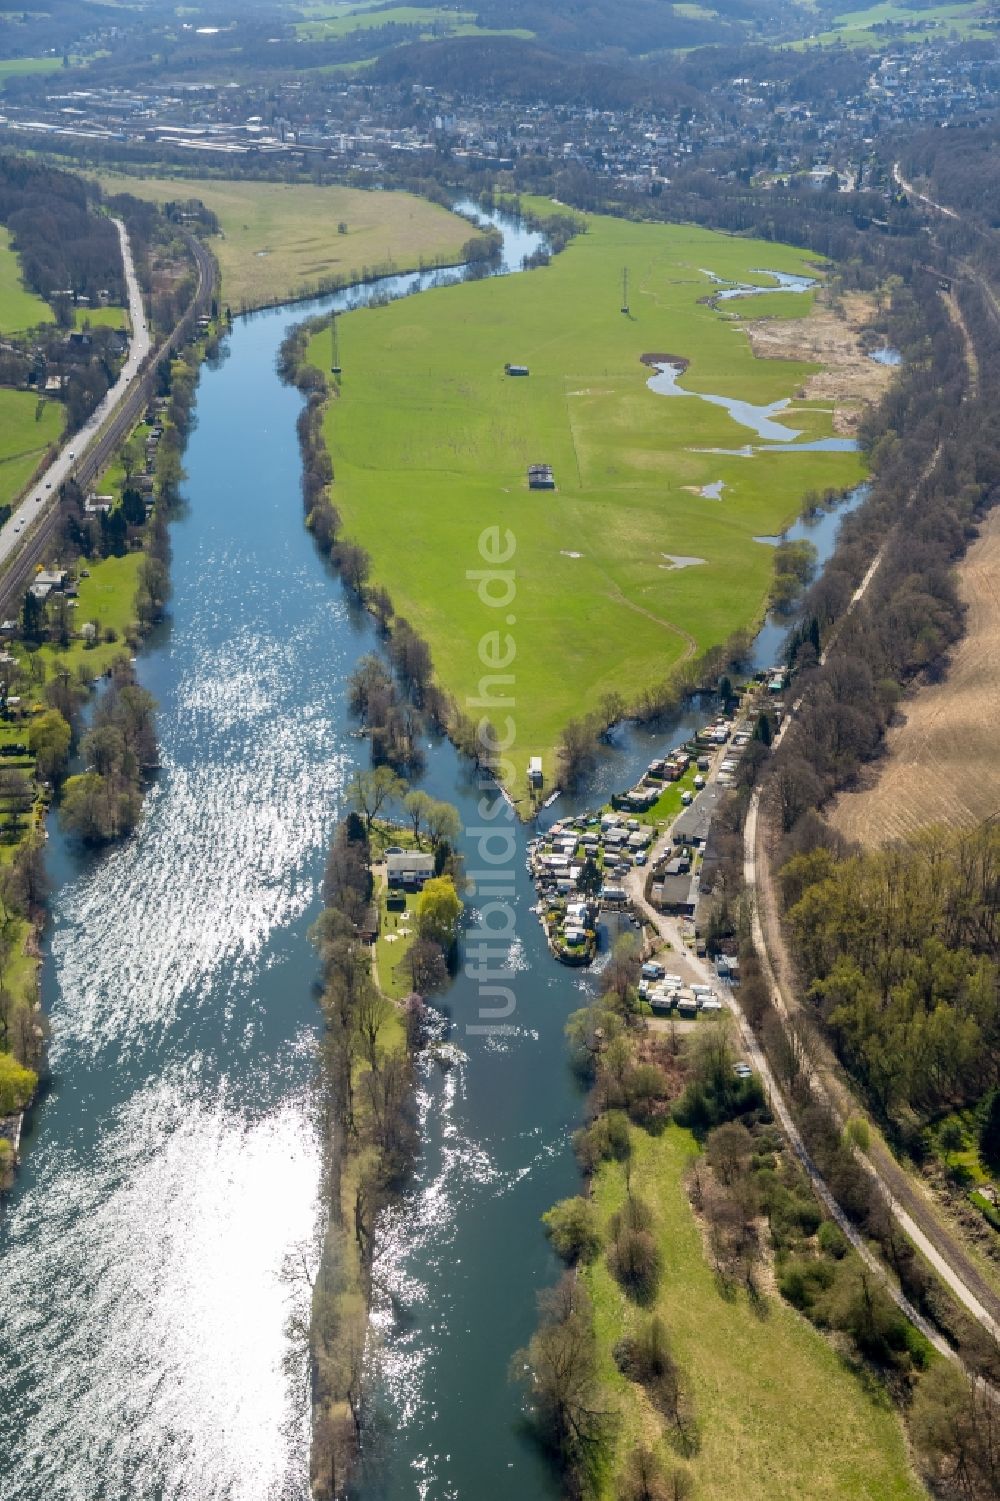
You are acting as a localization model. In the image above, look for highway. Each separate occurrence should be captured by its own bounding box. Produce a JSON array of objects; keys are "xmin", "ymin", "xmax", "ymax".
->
[
  {"xmin": 0, "ymin": 223, "xmax": 214, "ymax": 616},
  {"xmin": 0, "ymin": 219, "xmax": 150, "ymax": 572}
]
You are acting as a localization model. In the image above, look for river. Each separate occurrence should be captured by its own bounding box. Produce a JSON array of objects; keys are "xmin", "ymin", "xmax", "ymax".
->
[{"xmin": 0, "ymin": 204, "xmax": 864, "ymax": 1501}]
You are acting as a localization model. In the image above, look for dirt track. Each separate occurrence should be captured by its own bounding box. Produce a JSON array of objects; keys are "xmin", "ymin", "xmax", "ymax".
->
[{"xmin": 832, "ymin": 507, "xmax": 1000, "ymax": 845}]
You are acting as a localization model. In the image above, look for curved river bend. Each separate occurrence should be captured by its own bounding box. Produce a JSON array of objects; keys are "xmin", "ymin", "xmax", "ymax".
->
[{"xmin": 0, "ymin": 207, "xmax": 865, "ymax": 1501}]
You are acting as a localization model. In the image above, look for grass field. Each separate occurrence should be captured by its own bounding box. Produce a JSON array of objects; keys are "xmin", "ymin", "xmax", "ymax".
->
[
  {"xmin": 0, "ymin": 56, "xmax": 63, "ymax": 85},
  {"xmin": 586, "ymin": 1127, "xmax": 925, "ymax": 1501},
  {"xmin": 308, "ymin": 205, "xmax": 864, "ymax": 785},
  {"xmin": 831, "ymin": 507, "xmax": 1000, "ymax": 845},
  {"xmin": 0, "ymin": 390, "xmax": 63, "ymax": 512},
  {"xmin": 296, "ymin": 4, "xmax": 533, "ymax": 41},
  {"xmin": 73, "ymin": 304, "xmax": 128, "ymax": 331},
  {"xmin": 795, "ymin": 0, "xmax": 993, "ymax": 46},
  {"xmin": 0, "ymin": 227, "xmax": 53, "ymax": 335},
  {"xmin": 92, "ymin": 174, "xmax": 483, "ymax": 310}
]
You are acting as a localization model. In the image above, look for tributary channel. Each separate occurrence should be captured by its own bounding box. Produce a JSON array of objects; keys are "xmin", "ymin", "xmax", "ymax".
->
[{"xmin": 0, "ymin": 206, "xmax": 866, "ymax": 1501}]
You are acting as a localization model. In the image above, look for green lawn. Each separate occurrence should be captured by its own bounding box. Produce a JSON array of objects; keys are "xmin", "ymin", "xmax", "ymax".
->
[
  {"xmin": 73, "ymin": 305, "xmax": 128, "ymax": 331},
  {"xmin": 297, "ymin": 4, "xmax": 533, "ymax": 40},
  {"xmin": 309, "ymin": 205, "xmax": 863, "ymax": 787},
  {"xmin": 586, "ymin": 1127, "xmax": 926, "ymax": 1501},
  {"xmin": 0, "ymin": 56, "xmax": 63, "ymax": 85},
  {"xmin": 91, "ymin": 174, "xmax": 484, "ymax": 310},
  {"xmin": 0, "ymin": 390, "xmax": 63, "ymax": 511},
  {"xmin": 375, "ymin": 886, "xmax": 418, "ymax": 1000},
  {"xmin": 793, "ymin": 0, "xmax": 993, "ymax": 46},
  {"xmin": 0, "ymin": 228, "xmax": 53, "ymax": 335}
]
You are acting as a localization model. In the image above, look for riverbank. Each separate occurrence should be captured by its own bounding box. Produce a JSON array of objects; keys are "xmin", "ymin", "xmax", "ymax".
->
[
  {"xmin": 0, "ymin": 302, "xmax": 219, "ymax": 1189},
  {"xmin": 523, "ymin": 918, "xmax": 929, "ymax": 1501},
  {"xmin": 303, "ymin": 198, "xmax": 870, "ymax": 797},
  {"xmin": 89, "ymin": 173, "xmax": 488, "ymax": 315},
  {"xmin": 308, "ymin": 809, "xmax": 462, "ymax": 1497}
]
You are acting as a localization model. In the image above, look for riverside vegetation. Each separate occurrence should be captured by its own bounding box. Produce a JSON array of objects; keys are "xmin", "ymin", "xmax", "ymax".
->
[
  {"xmin": 307, "ymin": 794, "xmax": 463, "ymax": 1498},
  {"xmin": 0, "ymin": 170, "xmax": 213, "ymax": 1185},
  {"xmin": 303, "ymin": 199, "xmax": 866, "ymax": 786},
  {"xmin": 729, "ymin": 160, "xmax": 1000, "ymax": 1323},
  {"xmin": 518, "ymin": 935, "xmax": 933, "ymax": 1501},
  {"xmin": 92, "ymin": 173, "xmax": 487, "ymax": 313}
]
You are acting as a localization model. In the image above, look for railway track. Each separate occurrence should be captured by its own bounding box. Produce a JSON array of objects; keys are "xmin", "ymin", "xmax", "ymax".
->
[{"xmin": 0, "ymin": 230, "xmax": 215, "ymax": 619}]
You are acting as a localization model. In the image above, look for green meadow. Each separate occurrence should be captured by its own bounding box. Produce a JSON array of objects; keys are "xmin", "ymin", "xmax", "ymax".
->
[
  {"xmin": 0, "ymin": 389, "xmax": 63, "ymax": 512},
  {"xmin": 586, "ymin": 1128, "xmax": 926, "ymax": 1501},
  {"xmin": 309, "ymin": 205, "xmax": 864, "ymax": 784},
  {"xmin": 297, "ymin": 4, "xmax": 533, "ymax": 41},
  {"xmin": 0, "ymin": 228, "xmax": 53, "ymax": 335},
  {"xmin": 795, "ymin": 0, "xmax": 993, "ymax": 47},
  {"xmin": 0, "ymin": 56, "xmax": 63, "ymax": 85}
]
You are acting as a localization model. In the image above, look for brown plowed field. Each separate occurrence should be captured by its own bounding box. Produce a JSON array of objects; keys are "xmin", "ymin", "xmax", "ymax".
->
[{"xmin": 832, "ymin": 508, "xmax": 1000, "ymax": 845}]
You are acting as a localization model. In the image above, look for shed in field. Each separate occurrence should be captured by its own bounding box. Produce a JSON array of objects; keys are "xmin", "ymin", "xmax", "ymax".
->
[{"xmin": 528, "ymin": 464, "xmax": 555, "ymax": 490}]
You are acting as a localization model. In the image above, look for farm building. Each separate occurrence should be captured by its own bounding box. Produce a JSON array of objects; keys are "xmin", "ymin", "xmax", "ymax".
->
[
  {"xmin": 528, "ymin": 464, "xmax": 555, "ymax": 490},
  {"xmin": 505, "ymin": 363, "xmax": 530, "ymax": 376}
]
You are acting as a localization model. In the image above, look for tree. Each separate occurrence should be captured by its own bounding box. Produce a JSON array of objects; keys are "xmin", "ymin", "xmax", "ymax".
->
[
  {"xmin": 608, "ymin": 1194, "xmax": 662, "ymax": 1302},
  {"xmin": 543, "ymin": 1196, "xmax": 602, "ymax": 1264},
  {"xmin": 347, "ymin": 766, "xmax": 406, "ymax": 836},
  {"xmin": 0, "ymin": 767, "xmax": 32, "ymax": 837},
  {"xmin": 425, "ymin": 798, "xmax": 461, "ymax": 851},
  {"xmin": 980, "ymin": 1089, "xmax": 1000, "ymax": 1172},
  {"xmin": 337, "ymin": 540, "xmax": 371, "ymax": 595},
  {"xmin": 939, "ymin": 1119, "xmax": 964, "ymax": 1171},
  {"xmin": 406, "ymin": 936, "xmax": 448, "ymax": 995},
  {"xmin": 706, "ymin": 1121, "xmax": 753, "ymax": 1185},
  {"xmin": 578, "ymin": 856, "xmax": 602, "ymax": 898},
  {"xmin": 910, "ymin": 1360, "xmax": 1000, "ymax": 1499},
  {"xmin": 21, "ymin": 589, "xmax": 45, "ymax": 644},
  {"xmin": 0, "ymin": 1050, "xmax": 37, "ymax": 1115},
  {"xmin": 403, "ymin": 789, "xmax": 433, "ymax": 846},
  {"xmin": 557, "ymin": 715, "xmax": 601, "ymax": 790},
  {"xmin": 512, "ymin": 1276, "xmax": 615, "ymax": 1493},
  {"xmin": 59, "ymin": 771, "xmax": 112, "ymax": 842},
  {"xmin": 354, "ymin": 984, "xmax": 392, "ymax": 1071},
  {"xmin": 416, "ymin": 875, "xmax": 462, "ymax": 951},
  {"xmin": 752, "ymin": 711, "xmax": 772, "ymax": 748},
  {"xmin": 28, "ymin": 709, "xmax": 71, "ymax": 785}
]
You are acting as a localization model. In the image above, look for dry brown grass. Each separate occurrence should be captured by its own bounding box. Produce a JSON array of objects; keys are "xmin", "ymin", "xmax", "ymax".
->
[
  {"xmin": 743, "ymin": 292, "xmax": 893, "ymax": 434},
  {"xmin": 832, "ymin": 508, "xmax": 1000, "ymax": 846},
  {"xmin": 92, "ymin": 174, "xmax": 478, "ymax": 309}
]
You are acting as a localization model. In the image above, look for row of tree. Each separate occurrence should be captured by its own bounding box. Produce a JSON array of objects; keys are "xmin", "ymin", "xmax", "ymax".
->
[
  {"xmin": 0, "ymin": 154, "xmax": 124, "ymax": 310},
  {"xmin": 59, "ymin": 660, "xmax": 157, "ymax": 844}
]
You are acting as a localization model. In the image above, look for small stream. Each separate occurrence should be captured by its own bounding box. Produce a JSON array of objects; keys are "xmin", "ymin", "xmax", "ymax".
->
[{"xmin": 0, "ymin": 203, "xmax": 867, "ymax": 1501}]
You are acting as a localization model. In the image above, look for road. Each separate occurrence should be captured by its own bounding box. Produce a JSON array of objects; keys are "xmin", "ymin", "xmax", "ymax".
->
[
  {"xmin": 623, "ymin": 772, "xmax": 955, "ymax": 1360},
  {"xmin": 892, "ymin": 161, "xmax": 959, "ymax": 220},
  {"xmin": 0, "ymin": 226, "xmax": 214, "ymax": 622},
  {"xmin": 0, "ymin": 218, "xmax": 151, "ymax": 572},
  {"xmin": 734, "ymin": 191, "xmax": 1000, "ymax": 1342}
]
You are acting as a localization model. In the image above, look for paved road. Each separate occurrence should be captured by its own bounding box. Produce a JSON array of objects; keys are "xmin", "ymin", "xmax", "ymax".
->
[
  {"xmin": 0, "ymin": 218, "xmax": 151, "ymax": 571},
  {"xmin": 624, "ymin": 771, "xmax": 954, "ymax": 1360},
  {"xmin": 893, "ymin": 161, "xmax": 958, "ymax": 220},
  {"xmin": 735, "ymin": 264, "xmax": 1000, "ymax": 1343}
]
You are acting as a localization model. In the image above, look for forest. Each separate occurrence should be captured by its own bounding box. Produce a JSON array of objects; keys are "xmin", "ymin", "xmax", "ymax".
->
[
  {"xmin": 0, "ymin": 155, "xmax": 123, "ymax": 307},
  {"xmin": 782, "ymin": 826, "xmax": 1000, "ymax": 1125}
]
